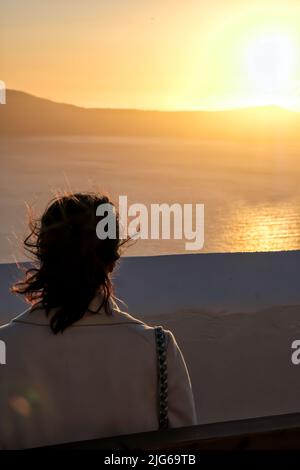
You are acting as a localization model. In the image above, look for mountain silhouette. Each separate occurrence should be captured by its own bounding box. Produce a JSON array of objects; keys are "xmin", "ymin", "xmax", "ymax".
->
[{"xmin": 0, "ymin": 89, "xmax": 299, "ymax": 140}]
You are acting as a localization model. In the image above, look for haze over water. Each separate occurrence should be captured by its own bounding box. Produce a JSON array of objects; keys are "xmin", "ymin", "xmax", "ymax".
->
[{"xmin": 0, "ymin": 135, "xmax": 299, "ymax": 263}]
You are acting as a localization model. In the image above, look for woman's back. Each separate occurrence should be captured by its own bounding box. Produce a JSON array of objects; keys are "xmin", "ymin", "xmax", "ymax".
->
[
  {"xmin": 1, "ymin": 192, "xmax": 196, "ymax": 449},
  {"xmin": 0, "ymin": 302, "xmax": 196, "ymax": 449}
]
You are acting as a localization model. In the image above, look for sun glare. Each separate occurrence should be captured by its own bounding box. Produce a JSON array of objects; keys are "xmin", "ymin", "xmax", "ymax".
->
[{"xmin": 245, "ymin": 32, "xmax": 297, "ymax": 105}]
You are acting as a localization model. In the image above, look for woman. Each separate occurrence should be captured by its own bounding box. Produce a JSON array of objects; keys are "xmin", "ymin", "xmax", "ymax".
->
[{"xmin": 0, "ymin": 192, "xmax": 197, "ymax": 449}]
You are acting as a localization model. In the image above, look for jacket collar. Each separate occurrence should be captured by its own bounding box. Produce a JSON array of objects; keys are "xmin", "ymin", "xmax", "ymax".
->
[{"xmin": 12, "ymin": 295, "xmax": 143, "ymax": 328}]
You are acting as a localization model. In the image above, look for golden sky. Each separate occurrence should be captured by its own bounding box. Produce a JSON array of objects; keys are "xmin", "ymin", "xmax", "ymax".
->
[{"xmin": 1, "ymin": 0, "xmax": 300, "ymax": 110}]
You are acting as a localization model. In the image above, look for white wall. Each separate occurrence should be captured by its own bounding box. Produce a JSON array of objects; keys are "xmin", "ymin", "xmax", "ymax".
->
[{"xmin": 2, "ymin": 250, "xmax": 300, "ymax": 322}]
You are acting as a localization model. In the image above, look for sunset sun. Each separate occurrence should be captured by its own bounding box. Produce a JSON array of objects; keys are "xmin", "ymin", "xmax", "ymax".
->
[{"xmin": 245, "ymin": 32, "xmax": 297, "ymax": 105}]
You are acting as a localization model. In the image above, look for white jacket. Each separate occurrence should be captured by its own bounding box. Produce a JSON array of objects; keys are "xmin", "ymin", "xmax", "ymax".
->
[{"xmin": 0, "ymin": 298, "xmax": 197, "ymax": 449}]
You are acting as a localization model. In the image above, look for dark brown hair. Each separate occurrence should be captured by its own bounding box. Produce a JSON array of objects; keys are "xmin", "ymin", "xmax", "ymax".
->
[{"xmin": 12, "ymin": 192, "xmax": 126, "ymax": 334}]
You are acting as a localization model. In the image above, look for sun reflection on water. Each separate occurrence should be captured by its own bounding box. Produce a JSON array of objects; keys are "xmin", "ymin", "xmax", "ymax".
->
[{"xmin": 220, "ymin": 201, "xmax": 300, "ymax": 252}]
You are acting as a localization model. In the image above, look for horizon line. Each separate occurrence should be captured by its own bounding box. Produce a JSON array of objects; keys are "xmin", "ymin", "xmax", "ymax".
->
[{"xmin": 6, "ymin": 88, "xmax": 300, "ymax": 114}]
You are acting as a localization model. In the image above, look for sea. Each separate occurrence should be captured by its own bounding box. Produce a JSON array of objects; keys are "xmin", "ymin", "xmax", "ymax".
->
[{"xmin": 0, "ymin": 135, "xmax": 299, "ymax": 262}]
